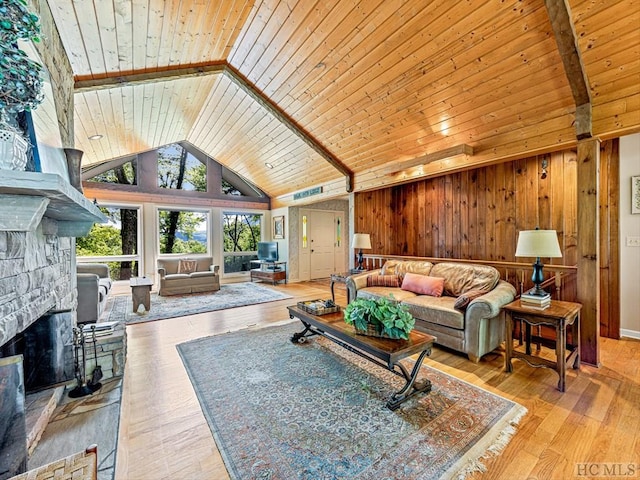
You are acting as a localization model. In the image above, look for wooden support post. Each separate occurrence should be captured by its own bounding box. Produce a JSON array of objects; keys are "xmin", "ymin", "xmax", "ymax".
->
[{"xmin": 577, "ymin": 138, "xmax": 600, "ymax": 367}]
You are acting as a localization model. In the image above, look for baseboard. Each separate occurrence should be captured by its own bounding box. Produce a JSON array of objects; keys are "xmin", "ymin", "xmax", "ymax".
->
[{"xmin": 620, "ymin": 328, "xmax": 640, "ymax": 340}]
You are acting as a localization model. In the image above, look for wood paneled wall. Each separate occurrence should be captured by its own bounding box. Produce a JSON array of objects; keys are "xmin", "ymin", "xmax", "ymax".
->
[
  {"xmin": 354, "ymin": 140, "xmax": 620, "ymax": 339},
  {"xmin": 355, "ymin": 150, "xmax": 578, "ymax": 266}
]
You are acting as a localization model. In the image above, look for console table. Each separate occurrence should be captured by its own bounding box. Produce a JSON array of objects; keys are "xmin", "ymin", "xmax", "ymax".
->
[
  {"xmin": 250, "ymin": 260, "xmax": 287, "ymax": 285},
  {"xmin": 504, "ymin": 299, "xmax": 581, "ymax": 392}
]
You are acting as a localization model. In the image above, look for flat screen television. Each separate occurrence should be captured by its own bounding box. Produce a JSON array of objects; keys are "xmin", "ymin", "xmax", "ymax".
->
[{"xmin": 257, "ymin": 241, "xmax": 278, "ymax": 262}]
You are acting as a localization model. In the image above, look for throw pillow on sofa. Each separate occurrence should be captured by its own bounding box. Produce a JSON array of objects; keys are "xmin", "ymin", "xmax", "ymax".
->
[
  {"xmin": 178, "ymin": 259, "xmax": 198, "ymax": 274},
  {"xmin": 366, "ymin": 274, "xmax": 402, "ymax": 288},
  {"xmin": 401, "ymin": 272, "xmax": 445, "ymax": 297}
]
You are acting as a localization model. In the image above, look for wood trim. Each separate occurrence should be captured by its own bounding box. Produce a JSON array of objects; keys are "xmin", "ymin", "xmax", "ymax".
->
[
  {"xmin": 576, "ymin": 137, "xmax": 600, "ymax": 366},
  {"xmin": 544, "ymin": 0, "xmax": 592, "ymax": 139}
]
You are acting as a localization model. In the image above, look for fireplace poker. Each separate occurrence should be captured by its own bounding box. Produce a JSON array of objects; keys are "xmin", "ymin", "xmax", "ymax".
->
[
  {"xmin": 69, "ymin": 326, "xmax": 93, "ymax": 398},
  {"xmin": 88, "ymin": 325, "xmax": 103, "ymax": 392}
]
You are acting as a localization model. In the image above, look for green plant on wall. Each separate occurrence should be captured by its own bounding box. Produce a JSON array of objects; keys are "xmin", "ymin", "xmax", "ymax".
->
[{"xmin": 0, "ymin": 0, "xmax": 44, "ymax": 123}]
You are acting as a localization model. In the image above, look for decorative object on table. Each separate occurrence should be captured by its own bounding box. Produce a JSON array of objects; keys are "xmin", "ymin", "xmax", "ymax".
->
[
  {"xmin": 632, "ymin": 175, "xmax": 640, "ymax": 214},
  {"xmin": 344, "ymin": 295, "xmax": 414, "ymax": 339},
  {"xmin": 63, "ymin": 148, "xmax": 84, "ymax": 193},
  {"xmin": 0, "ymin": 0, "xmax": 44, "ymax": 171},
  {"xmin": 272, "ymin": 215, "xmax": 285, "ymax": 239},
  {"xmin": 177, "ymin": 323, "xmax": 527, "ymax": 480},
  {"xmin": 351, "ymin": 232, "xmax": 371, "ymax": 271},
  {"xmin": 297, "ymin": 299, "xmax": 340, "ymax": 315},
  {"xmin": 515, "ymin": 228, "xmax": 562, "ymax": 297},
  {"xmin": 520, "ymin": 292, "xmax": 551, "ymax": 310}
]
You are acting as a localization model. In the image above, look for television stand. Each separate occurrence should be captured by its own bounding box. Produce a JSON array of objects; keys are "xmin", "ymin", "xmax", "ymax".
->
[{"xmin": 250, "ymin": 260, "xmax": 287, "ymax": 285}]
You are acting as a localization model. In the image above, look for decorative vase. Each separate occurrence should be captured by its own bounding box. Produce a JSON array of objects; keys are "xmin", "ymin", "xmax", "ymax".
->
[
  {"xmin": 64, "ymin": 148, "xmax": 84, "ymax": 193},
  {"xmin": 0, "ymin": 129, "xmax": 29, "ymax": 170}
]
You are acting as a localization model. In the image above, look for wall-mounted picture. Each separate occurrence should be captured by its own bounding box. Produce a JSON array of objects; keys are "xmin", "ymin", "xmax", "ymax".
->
[
  {"xmin": 632, "ymin": 176, "xmax": 640, "ymax": 214},
  {"xmin": 273, "ymin": 215, "xmax": 285, "ymax": 239}
]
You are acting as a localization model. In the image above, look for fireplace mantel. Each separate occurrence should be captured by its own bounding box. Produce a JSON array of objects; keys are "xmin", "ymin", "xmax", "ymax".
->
[{"xmin": 0, "ymin": 170, "xmax": 106, "ymax": 237}]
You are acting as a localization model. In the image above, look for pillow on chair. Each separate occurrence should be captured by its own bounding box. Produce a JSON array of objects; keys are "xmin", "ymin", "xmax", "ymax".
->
[{"xmin": 178, "ymin": 259, "xmax": 198, "ymax": 274}]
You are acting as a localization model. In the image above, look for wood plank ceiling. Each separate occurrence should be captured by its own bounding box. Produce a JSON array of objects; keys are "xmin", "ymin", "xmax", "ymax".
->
[{"xmin": 47, "ymin": 0, "xmax": 640, "ymax": 207}]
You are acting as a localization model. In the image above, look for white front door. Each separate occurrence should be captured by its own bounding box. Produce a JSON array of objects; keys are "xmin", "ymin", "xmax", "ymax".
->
[{"xmin": 299, "ymin": 209, "xmax": 345, "ymax": 280}]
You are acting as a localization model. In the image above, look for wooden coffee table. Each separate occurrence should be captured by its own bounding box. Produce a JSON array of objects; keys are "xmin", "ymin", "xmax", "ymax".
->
[{"xmin": 287, "ymin": 305, "xmax": 436, "ymax": 410}]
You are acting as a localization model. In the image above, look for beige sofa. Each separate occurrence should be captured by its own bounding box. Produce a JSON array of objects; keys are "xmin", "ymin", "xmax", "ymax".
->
[
  {"xmin": 76, "ymin": 263, "xmax": 112, "ymax": 325},
  {"xmin": 346, "ymin": 260, "xmax": 516, "ymax": 362},
  {"xmin": 157, "ymin": 256, "xmax": 220, "ymax": 296}
]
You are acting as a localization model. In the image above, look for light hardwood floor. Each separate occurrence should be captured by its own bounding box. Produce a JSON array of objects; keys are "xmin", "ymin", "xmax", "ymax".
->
[{"xmin": 114, "ymin": 281, "xmax": 640, "ymax": 480}]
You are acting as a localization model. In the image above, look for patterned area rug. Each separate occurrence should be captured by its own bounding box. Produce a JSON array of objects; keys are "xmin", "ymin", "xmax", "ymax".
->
[
  {"xmin": 177, "ymin": 323, "xmax": 527, "ymax": 480},
  {"xmin": 106, "ymin": 282, "xmax": 292, "ymax": 324}
]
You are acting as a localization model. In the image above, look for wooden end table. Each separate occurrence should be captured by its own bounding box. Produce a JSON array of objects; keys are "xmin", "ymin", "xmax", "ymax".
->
[
  {"xmin": 504, "ymin": 299, "xmax": 581, "ymax": 392},
  {"xmin": 130, "ymin": 277, "xmax": 153, "ymax": 313},
  {"xmin": 288, "ymin": 305, "xmax": 436, "ymax": 410}
]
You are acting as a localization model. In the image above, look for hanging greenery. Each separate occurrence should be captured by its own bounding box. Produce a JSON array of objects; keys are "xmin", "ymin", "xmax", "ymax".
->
[{"xmin": 0, "ymin": 0, "xmax": 43, "ymax": 122}]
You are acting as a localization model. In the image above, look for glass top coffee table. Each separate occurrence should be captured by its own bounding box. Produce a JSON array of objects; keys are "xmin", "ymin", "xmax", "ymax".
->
[{"xmin": 287, "ymin": 305, "xmax": 436, "ymax": 410}]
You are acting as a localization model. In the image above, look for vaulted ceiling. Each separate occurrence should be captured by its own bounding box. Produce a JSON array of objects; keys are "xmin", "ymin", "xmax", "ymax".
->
[{"xmin": 46, "ymin": 0, "xmax": 639, "ymax": 207}]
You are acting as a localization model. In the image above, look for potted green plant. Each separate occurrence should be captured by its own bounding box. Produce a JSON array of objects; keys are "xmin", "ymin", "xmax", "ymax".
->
[
  {"xmin": 344, "ymin": 295, "xmax": 415, "ymax": 340},
  {"xmin": 0, "ymin": 0, "xmax": 43, "ymax": 170}
]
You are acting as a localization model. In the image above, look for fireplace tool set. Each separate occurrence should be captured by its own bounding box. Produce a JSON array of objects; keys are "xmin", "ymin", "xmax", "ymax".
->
[{"xmin": 68, "ymin": 325, "xmax": 103, "ymax": 398}]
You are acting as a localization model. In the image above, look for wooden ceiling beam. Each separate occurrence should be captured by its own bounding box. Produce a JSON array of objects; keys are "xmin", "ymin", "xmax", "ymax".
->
[
  {"xmin": 224, "ymin": 64, "xmax": 354, "ymax": 193},
  {"xmin": 73, "ymin": 63, "xmax": 227, "ymax": 91},
  {"xmin": 544, "ymin": 0, "xmax": 592, "ymax": 140},
  {"xmin": 382, "ymin": 144, "xmax": 474, "ymax": 175},
  {"xmin": 73, "ymin": 62, "xmax": 354, "ymax": 193}
]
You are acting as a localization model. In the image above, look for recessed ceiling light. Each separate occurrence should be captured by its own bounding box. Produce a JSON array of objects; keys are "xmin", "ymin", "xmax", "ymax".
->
[
  {"xmin": 88, "ymin": 134, "xmax": 103, "ymax": 140},
  {"xmin": 265, "ymin": 162, "xmax": 274, "ymax": 169}
]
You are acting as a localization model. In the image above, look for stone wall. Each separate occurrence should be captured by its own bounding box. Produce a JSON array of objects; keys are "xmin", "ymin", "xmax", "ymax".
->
[
  {"xmin": 0, "ymin": 220, "xmax": 75, "ymax": 348},
  {"xmin": 29, "ymin": 0, "xmax": 75, "ymax": 147}
]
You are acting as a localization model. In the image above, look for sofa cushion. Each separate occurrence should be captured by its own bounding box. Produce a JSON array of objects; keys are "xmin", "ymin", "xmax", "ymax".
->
[
  {"xmin": 178, "ymin": 259, "xmax": 198, "ymax": 274},
  {"xmin": 401, "ymin": 273, "xmax": 445, "ymax": 297},
  {"xmin": 454, "ymin": 289, "xmax": 487, "ymax": 310},
  {"xmin": 429, "ymin": 262, "xmax": 500, "ymax": 297},
  {"xmin": 401, "ymin": 295, "xmax": 465, "ymax": 330},
  {"xmin": 190, "ymin": 270, "xmax": 217, "ymax": 279},
  {"xmin": 381, "ymin": 260, "xmax": 433, "ymax": 277},
  {"xmin": 357, "ymin": 287, "xmax": 418, "ymax": 302},
  {"xmin": 366, "ymin": 274, "xmax": 402, "ymax": 288}
]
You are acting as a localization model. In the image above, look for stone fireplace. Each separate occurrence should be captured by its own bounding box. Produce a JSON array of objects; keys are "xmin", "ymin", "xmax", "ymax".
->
[{"xmin": 0, "ymin": 169, "xmax": 105, "ymax": 479}]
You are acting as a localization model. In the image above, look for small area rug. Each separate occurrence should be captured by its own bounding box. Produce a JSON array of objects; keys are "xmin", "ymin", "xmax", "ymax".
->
[
  {"xmin": 177, "ymin": 323, "xmax": 527, "ymax": 480},
  {"xmin": 106, "ymin": 282, "xmax": 292, "ymax": 324}
]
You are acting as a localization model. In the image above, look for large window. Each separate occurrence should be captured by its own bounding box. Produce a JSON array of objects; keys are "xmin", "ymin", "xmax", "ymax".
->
[
  {"xmin": 158, "ymin": 209, "xmax": 208, "ymax": 254},
  {"xmin": 76, "ymin": 206, "xmax": 140, "ymax": 280},
  {"xmin": 223, "ymin": 212, "xmax": 261, "ymax": 274},
  {"xmin": 157, "ymin": 144, "xmax": 206, "ymax": 192}
]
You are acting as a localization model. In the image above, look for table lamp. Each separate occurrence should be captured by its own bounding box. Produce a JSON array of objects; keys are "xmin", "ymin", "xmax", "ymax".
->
[
  {"xmin": 515, "ymin": 229, "xmax": 562, "ymax": 296},
  {"xmin": 351, "ymin": 233, "xmax": 371, "ymax": 271}
]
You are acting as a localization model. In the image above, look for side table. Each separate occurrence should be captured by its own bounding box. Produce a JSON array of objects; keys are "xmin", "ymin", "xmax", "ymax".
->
[
  {"xmin": 130, "ymin": 277, "xmax": 153, "ymax": 313},
  {"xmin": 504, "ymin": 299, "xmax": 581, "ymax": 392},
  {"xmin": 330, "ymin": 269, "xmax": 367, "ymax": 303}
]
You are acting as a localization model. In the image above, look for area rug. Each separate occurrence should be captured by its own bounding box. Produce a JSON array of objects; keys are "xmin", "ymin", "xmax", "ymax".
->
[
  {"xmin": 106, "ymin": 282, "xmax": 292, "ymax": 324},
  {"xmin": 177, "ymin": 323, "xmax": 527, "ymax": 480}
]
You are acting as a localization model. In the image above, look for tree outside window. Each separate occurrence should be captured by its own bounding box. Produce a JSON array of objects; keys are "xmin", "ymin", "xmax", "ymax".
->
[
  {"xmin": 159, "ymin": 209, "xmax": 208, "ymax": 254},
  {"xmin": 76, "ymin": 206, "xmax": 139, "ymax": 280},
  {"xmin": 223, "ymin": 213, "xmax": 261, "ymax": 273}
]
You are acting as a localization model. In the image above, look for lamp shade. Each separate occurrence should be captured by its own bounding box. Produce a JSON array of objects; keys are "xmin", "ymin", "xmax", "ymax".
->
[
  {"xmin": 351, "ymin": 233, "xmax": 372, "ymax": 249},
  {"xmin": 515, "ymin": 230, "xmax": 562, "ymax": 258}
]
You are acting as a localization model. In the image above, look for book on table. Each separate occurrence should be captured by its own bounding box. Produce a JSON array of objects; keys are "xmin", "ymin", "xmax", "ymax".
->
[{"xmin": 520, "ymin": 292, "xmax": 551, "ymax": 309}]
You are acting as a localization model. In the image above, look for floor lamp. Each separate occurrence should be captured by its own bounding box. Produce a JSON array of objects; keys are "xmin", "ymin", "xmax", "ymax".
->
[{"xmin": 351, "ymin": 233, "xmax": 371, "ymax": 271}]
